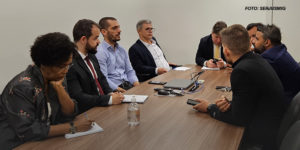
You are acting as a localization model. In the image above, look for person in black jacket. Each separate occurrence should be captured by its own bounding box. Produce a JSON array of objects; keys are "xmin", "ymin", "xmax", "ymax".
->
[
  {"xmin": 67, "ymin": 19, "xmax": 124, "ymax": 113},
  {"xmin": 195, "ymin": 21, "xmax": 227, "ymax": 68},
  {"xmin": 193, "ymin": 24, "xmax": 285, "ymax": 150},
  {"xmin": 129, "ymin": 19, "xmax": 175, "ymax": 82}
]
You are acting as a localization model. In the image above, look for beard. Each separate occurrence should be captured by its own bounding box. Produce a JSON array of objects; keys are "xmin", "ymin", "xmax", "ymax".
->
[
  {"xmin": 108, "ymin": 33, "xmax": 120, "ymax": 43},
  {"xmin": 254, "ymin": 45, "xmax": 266, "ymax": 54},
  {"xmin": 86, "ymin": 42, "xmax": 98, "ymax": 54}
]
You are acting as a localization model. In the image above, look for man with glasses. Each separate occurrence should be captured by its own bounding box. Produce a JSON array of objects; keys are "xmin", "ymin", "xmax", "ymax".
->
[{"xmin": 129, "ymin": 19, "xmax": 174, "ymax": 82}]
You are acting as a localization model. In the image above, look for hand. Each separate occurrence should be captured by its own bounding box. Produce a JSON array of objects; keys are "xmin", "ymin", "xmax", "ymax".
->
[
  {"xmin": 206, "ymin": 59, "xmax": 218, "ymax": 68},
  {"xmin": 157, "ymin": 68, "xmax": 168, "ymax": 75},
  {"xmin": 192, "ymin": 99, "xmax": 210, "ymax": 112},
  {"xmin": 73, "ymin": 117, "xmax": 94, "ymax": 132},
  {"xmin": 50, "ymin": 78, "xmax": 64, "ymax": 89},
  {"xmin": 133, "ymin": 81, "xmax": 140, "ymax": 87},
  {"xmin": 215, "ymin": 97, "xmax": 231, "ymax": 112},
  {"xmin": 111, "ymin": 92, "xmax": 124, "ymax": 104},
  {"xmin": 117, "ymin": 87, "xmax": 126, "ymax": 93},
  {"xmin": 216, "ymin": 59, "xmax": 225, "ymax": 69}
]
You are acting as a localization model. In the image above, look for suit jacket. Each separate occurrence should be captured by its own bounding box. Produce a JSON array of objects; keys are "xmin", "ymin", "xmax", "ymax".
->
[
  {"xmin": 128, "ymin": 37, "xmax": 166, "ymax": 82},
  {"xmin": 261, "ymin": 44, "xmax": 300, "ymax": 106},
  {"xmin": 66, "ymin": 51, "xmax": 112, "ymax": 113},
  {"xmin": 195, "ymin": 34, "xmax": 225, "ymax": 66},
  {"xmin": 208, "ymin": 52, "xmax": 285, "ymax": 149}
]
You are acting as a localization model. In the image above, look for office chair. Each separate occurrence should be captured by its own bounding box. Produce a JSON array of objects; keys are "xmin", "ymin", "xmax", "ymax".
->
[
  {"xmin": 279, "ymin": 120, "xmax": 300, "ymax": 150},
  {"xmin": 277, "ymin": 91, "xmax": 300, "ymax": 148}
]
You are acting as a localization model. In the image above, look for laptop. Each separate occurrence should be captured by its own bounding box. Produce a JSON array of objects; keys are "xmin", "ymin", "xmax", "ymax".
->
[{"xmin": 163, "ymin": 79, "xmax": 195, "ymax": 90}]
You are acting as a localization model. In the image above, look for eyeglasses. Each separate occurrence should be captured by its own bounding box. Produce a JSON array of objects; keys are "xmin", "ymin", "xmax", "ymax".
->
[
  {"xmin": 145, "ymin": 27, "xmax": 155, "ymax": 32},
  {"xmin": 57, "ymin": 63, "xmax": 73, "ymax": 70}
]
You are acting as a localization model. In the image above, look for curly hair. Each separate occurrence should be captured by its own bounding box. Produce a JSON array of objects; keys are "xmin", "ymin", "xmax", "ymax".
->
[{"xmin": 30, "ymin": 32, "xmax": 75, "ymax": 67}]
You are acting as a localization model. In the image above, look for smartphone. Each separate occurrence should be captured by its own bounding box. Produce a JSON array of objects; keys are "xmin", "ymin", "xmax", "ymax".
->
[
  {"xmin": 187, "ymin": 99, "xmax": 200, "ymax": 106},
  {"xmin": 148, "ymin": 81, "xmax": 167, "ymax": 85}
]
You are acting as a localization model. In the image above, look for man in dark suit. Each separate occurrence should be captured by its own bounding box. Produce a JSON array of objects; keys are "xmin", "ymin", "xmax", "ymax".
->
[
  {"xmin": 255, "ymin": 24, "xmax": 300, "ymax": 106},
  {"xmin": 129, "ymin": 19, "xmax": 174, "ymax": 82},
  {"xmin": 195, "ymin": 21, "xmax": 227, "ymax": 68},
  {"xmin": 193, "ymin": 24, "xmax": 285, "ymax": 150},
  {"xmin": 67, "ymin": 19, "xmax": 124, "ymax": 113}
]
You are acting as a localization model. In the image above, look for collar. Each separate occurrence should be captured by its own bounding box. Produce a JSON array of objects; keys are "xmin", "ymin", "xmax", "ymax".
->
[
  {"xmin": 140, "ymin": 39, "xmax": 156, "ymax": 47},
  {"xmin": 77, "ymin": 50, "xmax": 88, "ymax": 60},
  {"xmin": 232, "ymin": 51, "xmax": 253, "ymax": 68},
  {"xmin": 102, "ymin": 40, "xmax": 119, "ymax": 51}
]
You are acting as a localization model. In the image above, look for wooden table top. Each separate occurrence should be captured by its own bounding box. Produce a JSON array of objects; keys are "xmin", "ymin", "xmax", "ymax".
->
[{"xmin": 16, "ymin": 65, "xmax": 244, "ymax": 150}]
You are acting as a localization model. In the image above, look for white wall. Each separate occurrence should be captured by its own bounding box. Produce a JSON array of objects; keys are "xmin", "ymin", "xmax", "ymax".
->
[{"xmin": 0, "ymin": 0, "xmax": 298, "ymax": 92}]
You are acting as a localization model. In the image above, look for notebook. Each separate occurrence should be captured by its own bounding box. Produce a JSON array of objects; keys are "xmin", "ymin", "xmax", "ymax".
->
[
  {"xmin": 65, "ymin": 122, "xmax": 103, "ymax": 139},
  {"xmin": 163, "ymin": 79, "xmax": 194, "ymax": 90},
  {"xmin": 123, "ymin": 95, "xmax": 148, "ymax": 103}
]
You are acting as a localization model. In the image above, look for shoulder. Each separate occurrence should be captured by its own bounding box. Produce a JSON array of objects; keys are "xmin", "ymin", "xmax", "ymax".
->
[{"xmin": 200, "ymin": 34, "xmax": 211, "ymax": 42}]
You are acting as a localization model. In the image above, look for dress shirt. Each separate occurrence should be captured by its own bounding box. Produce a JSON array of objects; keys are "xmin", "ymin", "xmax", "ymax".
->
[
  {"xmin": 78, "ymin": 50, "xmax": 112, "ymax": 105},
  {"xmin": 140, "ymin": 39, "xmax": 170, "ymax": 74},
  {"xmin": 203, "ymin": 44, "xmax": 226, "ymax": 67},
  {"xmin": 96, "ymin": 40, "xmax": 138, "ymax": 90}
]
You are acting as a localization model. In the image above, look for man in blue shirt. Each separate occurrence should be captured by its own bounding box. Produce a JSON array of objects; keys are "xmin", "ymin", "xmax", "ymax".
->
[
  {"xmin": 96, "ymin": 17, "xmax": 139, "ymax": 92},
  {"xmin": 254, "ymin": 24, "xmax": 300, "ymax": 107}
]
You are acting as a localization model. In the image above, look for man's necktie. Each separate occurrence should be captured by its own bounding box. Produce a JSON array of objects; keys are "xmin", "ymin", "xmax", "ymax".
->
[
  {"xmin": 214, "ymin": 45, "xmax": 220, "ymax": 59},
  {"xmin": 85, "ymin": 57, "xmax": 104, "ymax": 95}
]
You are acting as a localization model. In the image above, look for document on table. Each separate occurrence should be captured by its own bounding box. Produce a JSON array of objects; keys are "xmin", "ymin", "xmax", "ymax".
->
[
  {"xmin": 173, "ymin": 67, "xmax": 191, "ymax": 71},
  {"xmin": 123, "ymin": 95, "xmax": 148, "ymax": 103},
  {"xmin": 65, "ymin": 122, "xmax": 103, "ymax": 139},
  {"xmin": 201, "ymin": 66, "xmax": 220, "ymax": 71}
]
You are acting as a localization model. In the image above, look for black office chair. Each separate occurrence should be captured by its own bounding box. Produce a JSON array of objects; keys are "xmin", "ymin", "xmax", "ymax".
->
[
  {"xmin": 279, "ymin": 120, "xmax": 300, "ymax": 150},
  {"xmin": 277, "ymin": 91, "xmax": 300, "ymax": 148}
]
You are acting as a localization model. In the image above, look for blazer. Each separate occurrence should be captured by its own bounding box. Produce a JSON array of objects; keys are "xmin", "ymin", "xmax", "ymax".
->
[
  {"xmin": 195, "ymin": 34, "xmax": 225, "ymax": 66},
  {"xmin": 128, "ymin": 37, "xmax": 166, "ymax": 82},
  {"xmin": 66, "ymin": 51, "xmax": 112, "ymax": 113},
  {"xmin": 208, "ymin": 52, "xmax": 285, "ymax": 149}
]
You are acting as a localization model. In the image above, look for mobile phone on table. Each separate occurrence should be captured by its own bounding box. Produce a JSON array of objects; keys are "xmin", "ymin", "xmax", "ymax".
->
[{"xmin": 187, "ymin": 99, "xmax": 200, "ymax": 106}]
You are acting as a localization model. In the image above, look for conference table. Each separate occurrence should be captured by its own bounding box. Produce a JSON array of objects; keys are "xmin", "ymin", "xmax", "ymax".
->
[{"xmin": 16, "ymin": 64, "xmax": 244, "ymax": 150}]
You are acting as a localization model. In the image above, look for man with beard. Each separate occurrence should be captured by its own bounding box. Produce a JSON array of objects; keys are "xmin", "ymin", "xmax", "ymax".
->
[
  {"xmin": 67, "ymin": 19, "xmax": 124, "ymax": 113},
  {"xmin": 96, "ymin": 17, "xmax": 139, "ymax": 92},
  {"xmin": 246, "ymin": 23, "xmax": 263, "ymax": 51},
  {"xmin": 254, "ymin": 24, "xmax": 300, "ymax": 106},
  {"xmin": 192, "ymin": 24, "xmax": 285, "ymax": 149}
]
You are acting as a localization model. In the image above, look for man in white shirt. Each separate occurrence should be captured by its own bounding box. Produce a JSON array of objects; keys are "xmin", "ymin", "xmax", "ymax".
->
[{"xmin": 129, "ymin": 19, "xmax": 175, "ymax": 81}]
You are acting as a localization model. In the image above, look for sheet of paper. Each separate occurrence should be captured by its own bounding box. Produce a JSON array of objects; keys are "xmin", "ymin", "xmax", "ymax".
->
[
  {"xmin": 123, "ymin": 95, "xmax": 148, "ymax": 103},
  {"xmin": 201, "ymin": 66, "xmax": 220, "ymax": 71},
  {"xmin": 65, "ymin": 122, "xmax": 103, "ymax": 139},
  {"xmin": 173, "ymin": 67, "xmax": 191, "ymax": 71}
]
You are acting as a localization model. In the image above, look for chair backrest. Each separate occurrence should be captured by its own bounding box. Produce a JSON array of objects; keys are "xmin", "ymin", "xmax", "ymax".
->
[
  {"xmin": 277, "ymin": 91, "xmax": 300, "ymax": 147},
  {"xmin": 280, "ymin": 120, "xmax": 300, "ymax": 150}
]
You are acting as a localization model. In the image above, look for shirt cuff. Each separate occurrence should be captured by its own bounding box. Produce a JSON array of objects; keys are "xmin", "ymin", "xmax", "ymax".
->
[
  {"xmin": 155, "ymin": 68, "xmax": 158, "ymax": 74},
  {"xmin": 108, "ymin": 96, "xmax": 112, "ymax": 105},
  {"xmin": 203, "ymin": 61, "xmax": 208, "ymax": 67}
]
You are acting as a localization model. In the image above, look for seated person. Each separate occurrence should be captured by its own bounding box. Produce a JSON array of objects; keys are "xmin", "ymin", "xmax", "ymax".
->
[
  {"xmin": 246, "ymin": 22, "xmax": 263, "ymax": 51},
  {"xmin": 254, "ymin": 24, "xmax": 300, "ymax": 106},
  {"xmin": 129, "ymin": 19, "xmax": 174, "ymax": 82},
  {"xmin": 193, "ymin": 24, "xmax": 285, "ymax": 149},
  {"xmin": 0, "ymin": 32, "xmax": 93, "ymax": 149},
  {"xmin": 96, "ymin": 17, "xmax": 139, "ymax": 92},
  {"xmin": 195, "ymin": 21, "xmax": 227, "ymax": 68},
  {"xmin": 67, "ymin": 19, "xmax": 124, "ymax": 113}
]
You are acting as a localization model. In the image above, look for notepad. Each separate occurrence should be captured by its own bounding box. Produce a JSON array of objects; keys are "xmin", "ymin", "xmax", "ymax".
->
[
  {"xmin": 123, "ymin": 95, "xmax": 148, "ymax": 103},
  {"xmin": 173, "ymin": 67, "xmax": 190, "ymax": 71},
  {"xmin": 65, "ymin": 122, "xmax": 103, "ymax": 139},
  {"xmin": 201, "ymin": 66, "xmax": 220, "ymax": 71}
]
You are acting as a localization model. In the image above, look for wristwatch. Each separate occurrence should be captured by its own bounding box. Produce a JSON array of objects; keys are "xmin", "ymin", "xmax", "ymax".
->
[
  {"xmin": 69, "ymin": 121, "xmax": 77, "ymax": 134},
  {"xmin": 207, "ymin": 104, "xmax": 214, "ymax": 112}
]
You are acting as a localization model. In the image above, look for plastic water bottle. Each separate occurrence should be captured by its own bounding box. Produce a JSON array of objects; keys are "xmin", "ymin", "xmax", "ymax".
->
[{"xmin": 127, "ymin": 96, "xmax": 140, "ymax": 126}]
